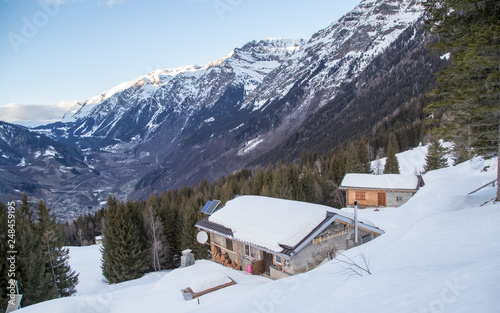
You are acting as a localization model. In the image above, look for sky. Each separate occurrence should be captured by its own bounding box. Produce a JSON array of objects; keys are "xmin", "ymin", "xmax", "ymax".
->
[{"xmin": 0, "ymin": 0, "xmax": 360, "ymax": 126}]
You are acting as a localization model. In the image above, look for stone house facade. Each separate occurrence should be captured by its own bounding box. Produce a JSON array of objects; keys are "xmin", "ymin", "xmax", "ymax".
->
[{"xmin": 195, "ymin": 196, "xmax": 384, "ymax": 280}]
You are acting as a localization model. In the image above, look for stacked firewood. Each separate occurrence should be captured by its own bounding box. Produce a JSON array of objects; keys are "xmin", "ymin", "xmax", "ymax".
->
[{"xmin": 211, "ymin": 246, "xmax": 240, "ymax": 270}]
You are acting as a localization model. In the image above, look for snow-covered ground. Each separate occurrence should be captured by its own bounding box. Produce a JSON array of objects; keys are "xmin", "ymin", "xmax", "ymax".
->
[{"xmin": 18, "ymin": 155, "xmax": 499, "ymax": 313}]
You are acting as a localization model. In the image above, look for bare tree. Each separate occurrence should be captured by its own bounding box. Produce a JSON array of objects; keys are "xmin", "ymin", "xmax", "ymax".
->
[
  {"xmin": 145, "ymin": 206, "xmax": 168, "ymax": 272},
  {"xmin": 334, "ymin": 250, "xmax": 372, "ymax": 280}
]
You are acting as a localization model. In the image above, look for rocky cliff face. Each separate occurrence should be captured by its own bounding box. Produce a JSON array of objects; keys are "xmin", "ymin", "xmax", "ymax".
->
[{"xmin": 50, "ymin": 38, "xmax": 303, "ymax": 149}]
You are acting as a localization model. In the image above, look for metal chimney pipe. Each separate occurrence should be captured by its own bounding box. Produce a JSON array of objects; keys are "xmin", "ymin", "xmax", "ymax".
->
[{"xmin": 354, "ymin": 200, "xmax": 358, "ymax": 244}]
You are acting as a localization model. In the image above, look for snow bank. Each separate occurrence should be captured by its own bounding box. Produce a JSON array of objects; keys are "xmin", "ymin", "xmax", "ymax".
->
[
  {"xmin": 341, "ymin": 173, "xmax": 419, "ymax": 190},
  {"xmin": 190, "ymin": 272, "xmax": 232, "ymax": 293},
  {"xmin": 19, "ymin": 260, "xmax": 269, "ymax": 313}
]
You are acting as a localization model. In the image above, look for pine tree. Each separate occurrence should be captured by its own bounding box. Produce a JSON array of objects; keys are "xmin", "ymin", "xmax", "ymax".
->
[
  {"xmin": 345, "ymin": 142, "xmax": 364, "ymax": 173},
  {"xmin": 36, "ymin": 201, "xmax": 78, "ymax": 297},
  {"xmin": 16, "ymin": 211, "xmax": 54, "ymax": 306},
  {"xmin": 357, "ymin": 140, "xmax": 373, "ymax": 173},
  {"xmin": 161, "ymin": 193, "xmax": 180, "ymax": 267},
  {"xmin": 388, "ymin": 133, "xmax": 400, "ymax": 153},
  {"xmin": 101, "ymin": 196, "xmax": 147, "ymax": 284},
  {"xmin": 329, "ymin": 150, "xmax": 346, "ymax": 185},
  {"xmin": 423, "ymin": 0, "xmax": 500, "ymax": 199},
  {"xmin": 271, "ymin": 161, "xmax": 294, "ymax": 200},
  {"xmin": 384, "ymin": 141, "xmax": 401, "ymax": 174},
  {"xmin": 451, "ymin": 140, "xmax": 470, "ymax": 165},
  {"xmin": 11, "ymin": 197, "xmax": 69, "ymax": 307},
  {"xmin": 19, "ymin": 194, "xmax": 33, "ymax": 225},
  {"xmin": 424, "ymin": 138, "xmax": 449, "ymax": 172},
  {"xmin": 180, "ymin": 198, "xmax": 204, "ymax": 259},
  {"xmin": 101, "ymin": 196, "xmax": 118, "ymax": 282}
]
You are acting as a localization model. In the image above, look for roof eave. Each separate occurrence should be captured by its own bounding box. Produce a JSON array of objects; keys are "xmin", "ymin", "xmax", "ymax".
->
[
  {"xmin": 339, "ymin": 186, "xmax": 418, "ymax": 192},
  {"xmin": 196, "ymin": 223, "xmax": 291, "ymax": 260}
]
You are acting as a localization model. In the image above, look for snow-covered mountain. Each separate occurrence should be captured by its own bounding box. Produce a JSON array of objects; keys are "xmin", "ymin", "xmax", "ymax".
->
[
  {"xmin": 53, "ymin": 38, "xmax": 303, "ymax": 147},
  {"xmin": 24, "ymin": 0, "xmax": 432, "ymax": 213},
  {"xmin": 242, "ymin": 0, "xmax": 423, "ymax": 112}
]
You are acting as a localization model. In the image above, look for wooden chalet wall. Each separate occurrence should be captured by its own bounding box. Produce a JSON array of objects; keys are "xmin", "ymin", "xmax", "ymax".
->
[{"xmin": 346, "ymin": 189, "xmax": 386, "ymax": 207}]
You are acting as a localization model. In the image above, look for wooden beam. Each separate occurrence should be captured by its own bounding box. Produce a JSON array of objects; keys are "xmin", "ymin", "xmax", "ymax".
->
[
  {"xmin": 336, "ymin": 220, "xmax": 379, "ymax": 235},
  {"xmin": 236, "ymin": 241, "xmax": 241, "ymax": 267}
]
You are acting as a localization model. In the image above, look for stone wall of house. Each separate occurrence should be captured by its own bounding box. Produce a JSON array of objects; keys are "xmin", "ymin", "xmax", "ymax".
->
[
  {"xmin": 287, "ymin": 223, "xmax": 372, "ymax": 275},
  {"xmin": 386, "ymin": 191, "xmax": 414, "ymax": 207}
]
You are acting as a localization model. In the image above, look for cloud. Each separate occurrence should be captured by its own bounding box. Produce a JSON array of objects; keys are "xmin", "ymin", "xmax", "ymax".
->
[
  {"xmin": 106, "ymin": 0, "xmax": 123, "ymax": 8},
  {"xmin": 0, "ymin": 101, "xmax": 82, "ymax": 127}
]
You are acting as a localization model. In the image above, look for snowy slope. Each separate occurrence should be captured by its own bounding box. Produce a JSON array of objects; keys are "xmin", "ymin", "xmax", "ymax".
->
[
  {"xmin": 203, "ymin": 158, "xmax": 500, "ymax": 313},
  {"xmin": 371, "ymin": 142, "xmax": 454, "ymax": 175},
  {"xmin": 18, "ymin": 155, "xmax": 500, "ymax": 313}
]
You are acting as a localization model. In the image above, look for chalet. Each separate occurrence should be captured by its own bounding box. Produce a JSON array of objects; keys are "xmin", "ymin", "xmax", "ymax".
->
[
  {"xmin": 339, "ymin": 173, "xmax": 424, "ymax": 208},
  {"xmin": 195, "ymin": 196, "xmax": 384, "ymax": 280}
]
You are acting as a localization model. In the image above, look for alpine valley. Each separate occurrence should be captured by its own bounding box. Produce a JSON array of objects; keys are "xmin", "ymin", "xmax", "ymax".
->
[{"xmin": 0, "ymin": 0, "xmax": 447, "ymax": 219}]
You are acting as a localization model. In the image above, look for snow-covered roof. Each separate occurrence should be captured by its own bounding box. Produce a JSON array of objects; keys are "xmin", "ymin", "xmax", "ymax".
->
[
  {"xmin": 340, "ymin": 174, "xmax": 420, "ymax": 191},
  {"xmin": 198, "ymin": 195, "xmax": 380, "ymax": 255}
]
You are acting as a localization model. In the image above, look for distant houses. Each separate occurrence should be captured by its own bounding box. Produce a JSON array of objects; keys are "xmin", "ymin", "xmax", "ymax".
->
[
  {"xmin": 195, "ymin": 196, "xmax": 384, "ymax": 280},
  {"xmin": 95, "ymin": 235, "xmax": 103, "ymax": 245},
  {"xmin": 339, "ymin": 173, "xmax": 424, "ymax": 208}
]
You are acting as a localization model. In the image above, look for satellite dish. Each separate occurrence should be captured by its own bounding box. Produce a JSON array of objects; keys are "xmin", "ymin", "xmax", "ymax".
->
[{"xmin": 196, "ymin": 231, "xmax": 208, "ymax": 244}]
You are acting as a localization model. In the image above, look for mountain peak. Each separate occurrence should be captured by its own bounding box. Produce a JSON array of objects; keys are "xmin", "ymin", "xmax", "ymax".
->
[{"xmin": 243, "ymin": 0, "xmax": 424, "ymax": 112}]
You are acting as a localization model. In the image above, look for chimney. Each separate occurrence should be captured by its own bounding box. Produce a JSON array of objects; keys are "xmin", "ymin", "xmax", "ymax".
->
[{"xmin": 354, "ymin": 200, "xmax": 359, "ymax": 244}]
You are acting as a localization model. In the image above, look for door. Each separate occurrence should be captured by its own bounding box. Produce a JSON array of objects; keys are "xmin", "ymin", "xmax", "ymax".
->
[
  {"xmin": 263, "ymin": 252, "xmax": 274, "ymax": 273},
  {"xmin": 378, "ymin": 192, "xmax": 386, "ymax": 207}
]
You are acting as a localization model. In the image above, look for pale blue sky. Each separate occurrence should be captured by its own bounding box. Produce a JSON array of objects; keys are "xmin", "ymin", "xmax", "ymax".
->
[{"xmin": 0, "ymin": 0, "xmax": 359, "ymax": 124}]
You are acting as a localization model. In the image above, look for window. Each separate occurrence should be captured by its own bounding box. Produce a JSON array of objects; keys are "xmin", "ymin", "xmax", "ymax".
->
[
  {"xmin": 275, "ymin": 255, "xmax": 282, "ymax": 264},
  {"xmin": 245, "ymin": 245, "xmax": 255, "ymax": 258},
  {"xmin": 225, "ymin": 238, "xmax": 233, "ymax": 251},
  {"xmin": 396, "ymin": 196, "xmax": 404, "ymax": 201},
  {"xmin": 355, "ymin": 191, "xmax": 366, "ymax": 200}
]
